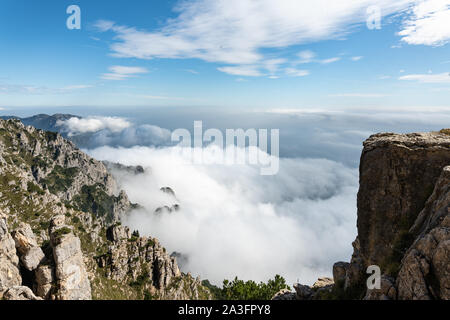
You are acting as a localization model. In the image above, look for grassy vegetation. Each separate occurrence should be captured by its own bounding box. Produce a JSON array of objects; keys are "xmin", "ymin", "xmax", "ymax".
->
[
  {"xmin": 204, "ymin": 275, "xmax": 289, "ymax": 300},
  {"xmin": 439, "ymin": 128, "xmax": 450, "ymax": 135},
  {"xmin": 72, "ymin": 184, "xmax": 116, "ymax": 223},
  {"xmin": 41, "ymin": 165, "xmax": 79, "ymax": 194}
]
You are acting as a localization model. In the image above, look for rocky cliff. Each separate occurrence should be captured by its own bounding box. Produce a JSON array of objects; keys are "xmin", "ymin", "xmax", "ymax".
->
[
  {"xmin": 275, "ymin": 130, "xmax": 450, "ymax": 300},
  {"xmin": 0, "ymin": 119, "xmax": 210, "ymax": 300}
]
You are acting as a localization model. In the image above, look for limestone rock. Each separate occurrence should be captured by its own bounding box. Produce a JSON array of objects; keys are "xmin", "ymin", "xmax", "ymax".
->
[
  {"xmin": 396, "ymin": 166, "xmax": 450, "ymax": 300},
  {"xmin": 356, "ymin": 132, "xmax": 450, "ymax": 268},
  {"xmin": 332, "ymin": 262, "xmax": 349, "ymax": 284},
  {"xmin": 3, "ymin": 286, "xmax": 42, "ymax": 300},
  {"xmin": 272, "ymin": 288, "xmax": 296, "ymax": 300},
  {"xmin": 35, "ymin": 264, "xmax": 55, "ymax": 299},
  {"xmin": 12, "ymin": 223, "xmax": 45, "ymax": 271},
  {"xmin": 312, "ymin": 277, "xmax": 334, "ymax": 289},
  {"xmin": 50, "ymin": 216, "xmax": 91, "ymax": 300},
  {"xmin": 106, "ymin": 224, "xmax": 131, "ymax": 242},
  {"xmin": 293, "ymin": 283, "xmax": 313, "ymax": 300},
  {"xmin": 0, "ymin": 213, "xmax": 21, "ymax": 297},
  {"xmin": 364, "ymin": 275, "xmax": 396, "ymax": 300}
]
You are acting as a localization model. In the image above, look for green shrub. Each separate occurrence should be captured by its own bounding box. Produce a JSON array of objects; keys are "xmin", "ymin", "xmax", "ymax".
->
[{"xmin": 215, "ymin": 275, "xmax": 289, "ymax": 300}]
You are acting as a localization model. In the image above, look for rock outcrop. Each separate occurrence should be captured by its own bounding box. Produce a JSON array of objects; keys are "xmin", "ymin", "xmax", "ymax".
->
[
  {"xmin": 396, "ymin": 166, "xmax": 450, "ymax": 300},
  {"xmin": 12, "ymin": 223, "xmax": 45, "ymax": 271},
  {"xmin": 0, "ymin": 118, "xmax": 211, "ymax": 300},
  {"xmin": 3, "ymin": 286, "xmax": 42, "ymax": 300},
  {"xmin": 278, "ymin": 130, "xmax": 450, "ymax": 300},
  {"xmin": 96, "ymin": 224, "xmax": 209, "ymax": 300},
  {"xmin": 50, "ymin": 216, "xmax": 92, "ymax": 300},
  {"xmin": 0, "ymin": 212, "xmax": 21, "ymax": 298}
]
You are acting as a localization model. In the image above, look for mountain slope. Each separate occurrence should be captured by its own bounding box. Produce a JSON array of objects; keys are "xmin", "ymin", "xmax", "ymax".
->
[{"xmin": 0, "ymin": 118, "xmax": 210, "ymax": 300}]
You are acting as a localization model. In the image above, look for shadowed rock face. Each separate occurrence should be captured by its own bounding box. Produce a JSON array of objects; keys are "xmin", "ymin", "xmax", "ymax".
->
[
  {"xmin": 0, "ymin": 213, "xmax": 21, "ymax": 298},
  {"xmin": 357, "ymin": 132, "xmax": 450, "ymax": 268},
  {"xmin": 396, "ymin": 166, "xmax": 450, "ymax": 300},
  {"xmin": 277, "ymin": 131, "xmax": 450, "ymax": 301}
]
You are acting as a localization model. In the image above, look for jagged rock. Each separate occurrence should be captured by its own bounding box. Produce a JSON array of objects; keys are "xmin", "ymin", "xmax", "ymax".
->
[
  {"xmin": 272, "ymin": 288, "xmax": 296, "ymax": 300},
  {"xmin": 356, "ymin": 132, "xmax": 450, "ymax": 268},
  {"xmin": 35, "ymin": 264, "xmax": 55, "ymax": 299},
  {"xmin": 103, "ymin": 161, "xmax": 145, "ymax": 175},
  {"xmin": 293, "ymin": 283, "xmax": 313, "ymax": 300},
  {"xmin": 12, "ymin": 223, "xmax": 45, "ymax": 271},
  {"xmin": 155, "ymin": 204, "xmax": 180, "ymax": 215},
  {"xmin": 396, "ymin": 166, "xmax": 450, "ymax": 300},
  {"xmin": 0, "ymin": 213, "xmax": 21, "ymax": 297},
  {"xmin": 364, "ymin": 275, "xmax": 397, "ymax": 300},
  {"xmin": 332, "ymin": 262, "xmax": 349, "ymax": 284},
  {"xmin": 3, "ymin": 286, "xmax": 42, "ymax": 300},
  {"xmin": 50, "ymin": 216, "xmax": 91, "ymax": 300},
  {"xmin": 0, "ymin": 118, "xmax": 211, "ymax": 300},
  {"xmin": 160, "ymin": 187, "xmax": 176, "ymax": 197},
  {"xmin": 313, "ymin": 277, "xmax": 334, "ymax": 289},
  {"xmin": 106, "ymin": 224, "xmax": 131, "ymax": 242}
]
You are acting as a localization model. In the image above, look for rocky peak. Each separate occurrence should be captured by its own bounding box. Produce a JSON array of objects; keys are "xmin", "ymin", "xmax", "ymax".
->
[
  {"xmin": 0, "ymin": 118, "xmax": 211, "ymax": 300},
  {"xmin": 276, "ymin": 130, "xmax": 450, "ymax": 300}
]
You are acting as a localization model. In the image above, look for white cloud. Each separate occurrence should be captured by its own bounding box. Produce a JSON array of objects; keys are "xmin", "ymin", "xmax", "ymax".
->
[
  {"xmin": 320, "ymin": 57, "xmax": 341, "ymax": 64},
  {"xmin": 217, "ymin": 65, "xmax": 263, "ymax": 77},
  {"xmin": 297, "ymin": 50, "xmax": 317, "ymax": 63},
  {"xmin": 329, "ymin": 93, "xmax": 389, "ymax": 98},
  {"xmin": 285, "ymin": 68, "xmax": 310, "ymax": 77},
  {"xmin": 101, "ymin": 65, "xmax": 149, "ymax": 81},
  {"xmin": 56, "ymin": 116, "xmax": 132, "ymax": 135},
  {"xmin": 351, "ymin": 56, "xmax": 363, "ymax": 61},
  {"xmin": 0, "ymin": 83, "xmax": 93, "ymax": 95},
  {"xmin": 60, "ymin": 85, "xmax": 93, "ymax": 90},
  {"xmin": 88, "ymin": 145, "xmax": 358, "ymax": 285},
  {"xmin": 399, "ymin": 72, "xmax": 450, "ymax": 83},
  {"xmin": 95, "ymin": 0, "xmax": 414, "ymax": 76},
  {"xmin": 399, "ymin": 0, "xmax": 450, "ymax": 46}
]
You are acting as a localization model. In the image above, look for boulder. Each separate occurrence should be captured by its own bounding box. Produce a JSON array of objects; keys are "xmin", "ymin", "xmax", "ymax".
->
[
  {"xmin": 0, "ymin": 213, "xmax": 21, "ymax": 297},
  {"xmin": 3, "ymin": 286, "xmax": 42, "ymax": 300},
  {"xmin": 363, "ymin": 275, "xmax": 397, "ymax": 300},
  {"xmin": 332, "ymin": 262, "xmax": 349, "ymax": 284},
  {"xmin": 272, "ymin": 289, "xmax": 296, "ymax": 300},
  {"xmin": 50, "ymin": 216, "xmax": 92, "ymax": 300},
  {"xmin": 35, "ymin": 264, "xmax": 55, "ymax": 299},
  {"xmin": 12, "ymin": 223, "xmax": 45, "ymax": 271}
]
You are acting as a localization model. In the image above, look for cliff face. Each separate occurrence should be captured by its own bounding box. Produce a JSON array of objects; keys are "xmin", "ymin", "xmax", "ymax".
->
[
  {"xmin": 356, "ymin": 132, "xmax": 450, "ymax": 271},
  {"xmin": 350, "ymin": 131, "xmax": 450, "ymax": 300},
  {"xmin": 274, "ymin": 130, "xmax": 450, "ymax": 301},
  {"xmin": 0, "ymin": 119, "xmax": 210, "ymax": 300}
]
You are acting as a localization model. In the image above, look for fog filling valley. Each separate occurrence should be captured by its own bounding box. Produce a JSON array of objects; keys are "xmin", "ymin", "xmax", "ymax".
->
[
  {"xmin": 8, "ymin": 106, "xmax": 450, "ymax": 286},
  {"xmin": 89, "ymin": 145, "xmax": 358, "ymax": 286}
]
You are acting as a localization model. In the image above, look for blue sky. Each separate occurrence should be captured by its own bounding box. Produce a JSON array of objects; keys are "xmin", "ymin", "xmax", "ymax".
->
[{"xmin": 0, "ymin": 0, "xmax": 449, "ymax": 110}]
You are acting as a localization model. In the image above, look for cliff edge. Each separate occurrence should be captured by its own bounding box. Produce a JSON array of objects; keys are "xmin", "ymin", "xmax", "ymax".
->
[{"xmin": 275, "ymin": 130, "xmax": 450, "ymax": 300}]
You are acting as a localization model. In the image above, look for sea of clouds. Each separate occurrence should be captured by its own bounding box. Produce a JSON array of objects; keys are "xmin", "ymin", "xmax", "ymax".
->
[
  {"xmin": 89, "ymin": 145, "xmax": 358, "ymax": 285},
  {"xmin": 54, "ymin": 107, "xmax": 450, "ymax": 286}
]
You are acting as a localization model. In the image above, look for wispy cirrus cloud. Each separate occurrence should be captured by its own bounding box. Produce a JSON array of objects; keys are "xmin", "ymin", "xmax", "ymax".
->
[
  {"xmin": 0, "ymin": 83, "xmax": 93, "ymax": 95},
  {"xmin": 101, "ymin": 65, "xmax": 149, "ymax": 81},
  {"xmin": 94, "ymin": 0, "xmax": 415, "ymax": 77},
  {"xmin": 399, "ymin": 72, "xmax": 450, "ymax": 83},
  {"xmin": 329, "ymin": 93, "xmax": 389, "ymax": 98},
  {"xmin": 398, "ymin": 0, "xmax": 450, "ymax": 46}
]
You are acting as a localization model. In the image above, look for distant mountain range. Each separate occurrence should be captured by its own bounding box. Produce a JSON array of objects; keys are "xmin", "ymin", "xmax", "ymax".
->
[{"xmin": 0, "ymin": 114, "xmax": 79, "ymax": 134}]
